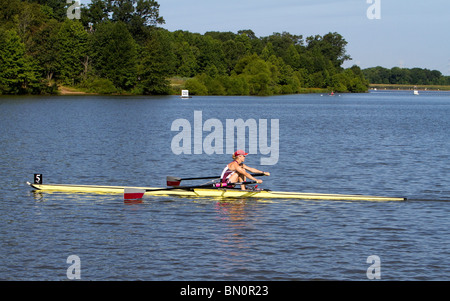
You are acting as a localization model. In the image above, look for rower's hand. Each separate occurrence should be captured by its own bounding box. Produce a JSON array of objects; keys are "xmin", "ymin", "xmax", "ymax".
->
[
  {"xmin": 264, "ymin": 172, "xmax": 270, "ymax": 176},
  {"xmin": 256, "ymin": 179, "xmax": 263, "ymax": 184}
]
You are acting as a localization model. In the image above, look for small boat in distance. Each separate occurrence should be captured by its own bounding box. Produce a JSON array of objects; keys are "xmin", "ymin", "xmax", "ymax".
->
[
  {"xmin": 181, "ymin": 89, "xmax": 192, "ymax": 98},
  {"xmin": 414, "ymin": 86, "xmax": 419, "ymax": 95}
]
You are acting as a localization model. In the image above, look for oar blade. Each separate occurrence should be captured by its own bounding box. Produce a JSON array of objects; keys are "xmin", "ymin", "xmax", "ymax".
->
[
  {"xmin": 166, "ymin": 176, "xmax": 181, "ymax": 187},
  {"xmin": 124, "ymin": 188, "xmax": 146, "ymax": 200}
]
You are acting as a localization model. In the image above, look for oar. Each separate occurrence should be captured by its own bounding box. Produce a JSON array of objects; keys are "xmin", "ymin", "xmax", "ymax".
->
[
  {"xmin": 166, "ymin": 176, "xmax": 220, "ymax": 186},
  {"xmin": 167, "ymin": 173, "xmax": 266, "ymax": 186},
  {"xmin": 124, "ymin": 181, "xmax": 257, "ymax": 200}
]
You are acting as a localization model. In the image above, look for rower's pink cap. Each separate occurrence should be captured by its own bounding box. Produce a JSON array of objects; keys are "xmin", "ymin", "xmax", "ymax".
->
[{"xmin": 234, "ymin": 150, "xmax": 248, "ymax": 156}]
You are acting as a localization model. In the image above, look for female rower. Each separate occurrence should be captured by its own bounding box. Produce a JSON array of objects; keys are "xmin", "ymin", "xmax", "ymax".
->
[{"xmin": 220, "ymin": 150, "xmax": 270, "ymax": 190}]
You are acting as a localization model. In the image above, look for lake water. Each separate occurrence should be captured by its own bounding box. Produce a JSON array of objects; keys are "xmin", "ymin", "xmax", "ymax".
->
[{"xmin": 1, "ymin": 90, "xmax": 449, "ymax": 281}]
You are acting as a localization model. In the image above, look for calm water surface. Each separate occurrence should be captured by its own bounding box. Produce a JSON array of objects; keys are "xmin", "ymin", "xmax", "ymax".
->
[{"xmin": 1, "ymin": 91, "xmax": 449, "ymax": 280}]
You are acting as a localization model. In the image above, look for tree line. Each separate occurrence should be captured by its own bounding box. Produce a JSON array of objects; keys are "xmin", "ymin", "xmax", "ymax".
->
[
  {"xmin": 362, "ymin": 66, "xmax": 450, "ymax": 86},
  {"xmin": 0, "ymin": 0, "xmax": 370, "ymax": 95}
]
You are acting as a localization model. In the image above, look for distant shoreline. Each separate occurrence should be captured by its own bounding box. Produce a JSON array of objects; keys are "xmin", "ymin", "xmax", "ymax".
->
[
  {"xmin": 56, "ymin": 83, "xmax": 332, "ymax": 97},
  {"xmin": 54, "ymin": 84, "xmax": 450, "ymax": 96},
  {"xmin": 369, "ymin": 84, "xmax": 450, "ymax": 91}
]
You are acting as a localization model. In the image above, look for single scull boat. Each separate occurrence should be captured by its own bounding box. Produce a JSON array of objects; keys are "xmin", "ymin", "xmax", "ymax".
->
[{"xmin": 27, "ymin": 175, "xmax": 406, "ymax": 202}]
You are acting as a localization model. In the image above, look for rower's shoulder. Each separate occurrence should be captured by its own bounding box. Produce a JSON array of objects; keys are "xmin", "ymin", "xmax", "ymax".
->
[
  {"xmin": 229, "ymin": 161, "xmax": 243, "ymax": 168},
  {"xmin": 238, "ymin": 163, "xmax": 246, "ymax": 168}
]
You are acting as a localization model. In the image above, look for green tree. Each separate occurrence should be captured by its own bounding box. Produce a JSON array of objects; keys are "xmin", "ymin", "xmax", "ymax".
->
[
  {"xmin": 306, "ymin": 32, "xmax": 350, "ymax": 69},
  {"xmin": 106, "ymin": 0, "xmax": 164, "ymax": 25},
  {"xmin": 27, "ymin": 0, "xmax": 68, "ymax": 21},
  {"xmin": 0, "ymin": 0, "xmax": 21, "ymax": 26},
  {"xmin": 195, "ymin": 35, "xmax": 226, "ymax": 75},
  {"xmin": 105, "ymin": 0, "xmax": 164, "ymax": 40},
  {"xmin": 14, "ymin": 2, "xmax": 50, "ymax": 49},
  {"xmin": 0, "ymin": 28, "xmax": 25, "ymax": 93},
  {"xmin": 185, "ymin": 77, "xmax": 207, "ymax": 95},
  {"xmin": 137, "ymin": 29, "xmax": 174, "ymax": 94},
  {"xmin": 55, "ymin": 19, "xmax": 88, "ymax": 84},
  {"xmin": 222, "ymin": 39, "xmax": 247, "ymax": 74},
  {"xmin": 173, "ymin": 41, "xmax": 198, "ymax": 77},
  {"xmin": 223, "ymin": 74, "xmax": 249, "ymax": 95},
  {"xmin": 198, "ymin": 73, "xmax": 226, "ymax": 95},
  {"xmin": 0, "ymin": 28, "xmax": 41, "ymax": 94},
  {"xmin": 263, "ymin": 32, "xmax": 303, "ymax": 65},
  {"xmin": 236, "ymin": 54, "xmax": 275, "ymax": 95},
  {"xmin": 260, "ymin": 42, "xmax": 275, "ymax": 61},
  {"xmin": 204, "ymin": 31, "xmax": 236, "ymax": 42},
  {"xmin": 30, "ymin": 19, "xmax": 61, "ymax": 82},
  {"xmin": 80, "ymin": 0, "xmax": 109, "ymax": 27},
  {"xmin": 90, "ymin": 21, "xmax": 138, "ymax": 90},
  {"xmin": 275, "ymin": 60, "xmax": 301, "ymax": 94},
  {"xmin": 284, "ymin": 44, "xmax": 301, "ymax": 70}
]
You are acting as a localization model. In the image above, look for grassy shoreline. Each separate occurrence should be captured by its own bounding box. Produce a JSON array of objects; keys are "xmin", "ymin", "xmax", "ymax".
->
[
  {"xmin": 169, "ymin": 77, "xmax": 330, "ymax": 96},
  {"xmin": 57, "ymin": 81, "xmax": 450, "ymax": 96},
  {"xmin": 58, "ymin": 82, "xmax": 450, "ymax": 96},
  {"xmin": 58, "ymin": 86, "xmax": 93, "ymax": 95}
]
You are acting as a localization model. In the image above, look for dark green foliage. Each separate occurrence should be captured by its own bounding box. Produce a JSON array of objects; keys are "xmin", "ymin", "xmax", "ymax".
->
[
  {"xmin": 137, "ymin": 29, "xmax": 175, "ymax": 95},
  {"xmin": 363, "ymin": 66, "xmax": 450, "ymax": 85},
  {"xmin": 0, "ymin": 0, "xmax": 377, "ymax": 95},
  {"xmin": 0, "ymin": 27, "xmax": 44, "ymax": 94},
  {"xmin": 80, "ymin": 77, "xmax": 118, "ymax": 94},
  {"xmin": 55, "ymin": 19, "xmax": 89, "ymax": 85},
  {"xmin": 0, "ymin": 0, "xmax": 165, "ymax": 94},
  {"xmin": 170, "ymin": 30, "xmax": 369, "ymax": 95},
  {"xmin": 90, "ymin": 21, "xmax": 137, "ymax": 90}
]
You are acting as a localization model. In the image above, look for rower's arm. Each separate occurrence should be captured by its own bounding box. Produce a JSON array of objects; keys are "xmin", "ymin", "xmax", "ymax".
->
[
  {"xmin": 235, "ymin": 165, "xmax": 259, "ymax": 182},
  {"xmin": 242, "ymin": 165, "xmax": 270, "ymax": 177}
]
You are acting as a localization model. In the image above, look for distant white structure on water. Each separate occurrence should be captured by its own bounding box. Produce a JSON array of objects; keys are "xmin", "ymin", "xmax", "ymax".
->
[{"xmin": 181, "ymin": 90, "xmax": 191, "ymax": 98}]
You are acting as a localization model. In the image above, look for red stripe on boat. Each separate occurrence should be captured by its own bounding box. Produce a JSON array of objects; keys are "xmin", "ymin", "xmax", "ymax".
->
[
  {"xmin": 167, "ymin": 181, "xmax": 181, "ymax": 186},
  {"xmin": 124, "ymin": 193, "xmax": 145, "ymax": 200}
]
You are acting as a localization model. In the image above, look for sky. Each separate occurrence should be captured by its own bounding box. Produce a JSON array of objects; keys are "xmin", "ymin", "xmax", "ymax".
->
[{"xmin": 80, "ymin": 0, "xmax": 450, "ymax": 75}]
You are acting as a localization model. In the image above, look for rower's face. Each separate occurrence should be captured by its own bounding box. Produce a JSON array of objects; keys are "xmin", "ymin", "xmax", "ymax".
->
[{"xmin": 239, "ymin": 155, "xmax": 246, "ymax": 162}]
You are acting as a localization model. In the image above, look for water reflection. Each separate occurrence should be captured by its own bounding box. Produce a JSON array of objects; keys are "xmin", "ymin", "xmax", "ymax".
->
[
  {"xmin": 212, "ymin": 200, "xmax": 264, "ymax": 275},
  {"xmin": 29, "ymin": 189, "xmax": 119, "ymax": 205},
  {"xmin": 124, "ymin": 199, "xmax": 144, "ymax": 205},
  {"xmin": 30, "ymin": 190, "xmax": 45, "ymax": 202},
  {"xmin": 215, "ymin": 199, "xmax": 249, "ymax": 224}
]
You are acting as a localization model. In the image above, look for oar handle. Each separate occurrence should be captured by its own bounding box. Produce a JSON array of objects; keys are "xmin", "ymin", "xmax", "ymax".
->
[
  {"xmin": 251, "ymin": 172, "xmax": 267, "ymax": 177},
  {"xmin": 174, "ymin": 176, "xmax": 220, "ymax": 181}
]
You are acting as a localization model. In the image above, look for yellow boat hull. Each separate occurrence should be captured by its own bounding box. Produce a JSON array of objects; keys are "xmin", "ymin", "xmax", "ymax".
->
[{"xmin": 27, "ymin": 182, "xmax": 406, "ymax": 201}]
